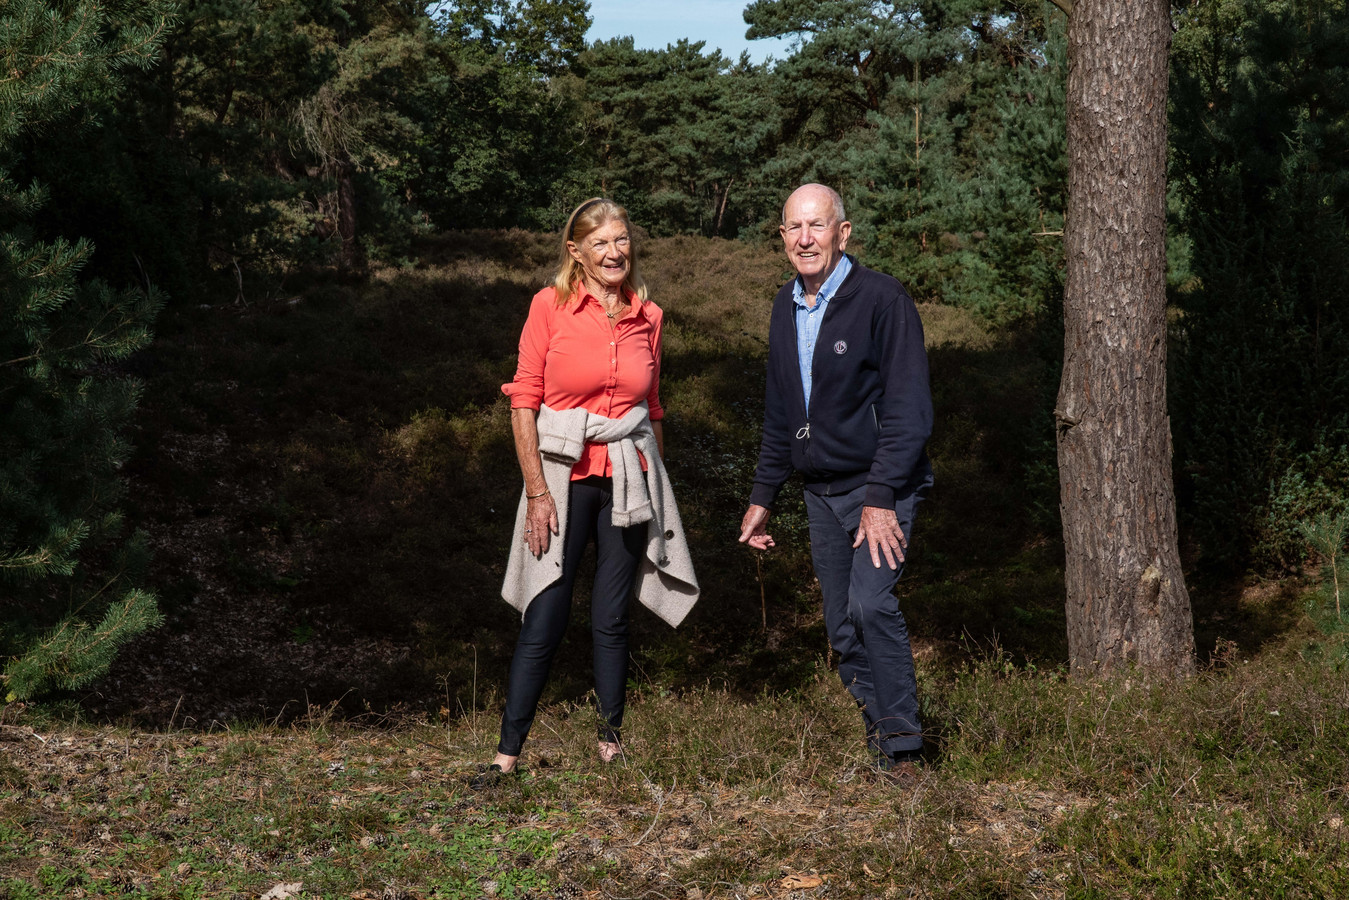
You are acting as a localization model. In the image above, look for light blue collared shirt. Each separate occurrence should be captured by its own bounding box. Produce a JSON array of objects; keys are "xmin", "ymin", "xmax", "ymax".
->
[{"xmin": 793, "ymin": 254, "xmax": 853, "ymax": 414}]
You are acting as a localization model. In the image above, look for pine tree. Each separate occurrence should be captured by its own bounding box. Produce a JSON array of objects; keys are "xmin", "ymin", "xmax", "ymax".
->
[
  {"xmin": 291, "ymin": 2, "xmax": 444, "ymax": 278},
  {"xmin": 747, "ymin": 0, "xmax": 1069, "ymax": 320},
  {"xmin": 577, "ymin": 38, "xmax": 782, "ymax": 237},
  {"xmin": 409, "ymin": 0, "xmax": 593, "ymax": 230},
  {"xmin": 1169, "ymin": 0, "xmax": 1349, "ymax": 569},
  {"xmin": 1056, "ymin": 0, "xmax": 1194, "ymax": 675},
  {"xmin": 1299, "ymin": 510, "xmax": 1349, "ymax": 630},
  {"xmin": 0, "ymin": 0, "xmax": 172, "ymax": 701}
]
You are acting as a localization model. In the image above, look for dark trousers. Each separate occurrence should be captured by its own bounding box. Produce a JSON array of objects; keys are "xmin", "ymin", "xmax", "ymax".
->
[
  {"xmin": 805, "ymin": 478, "xmax": 931, "ymax": 757},
  {"xmin": 498, "ymin": 476, "xmax": 644, "ymax": 756}
]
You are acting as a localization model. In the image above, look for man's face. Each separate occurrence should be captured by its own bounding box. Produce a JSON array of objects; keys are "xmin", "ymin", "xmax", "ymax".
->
[{"xmin": 780, "ymin": 188, "xmax": 851, "ymax": 284}]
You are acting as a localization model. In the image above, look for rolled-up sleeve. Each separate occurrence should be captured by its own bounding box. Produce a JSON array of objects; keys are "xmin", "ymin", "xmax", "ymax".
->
[{"xmin": 502, "ymin": 291, "xmax": 552, "ymax": 410}]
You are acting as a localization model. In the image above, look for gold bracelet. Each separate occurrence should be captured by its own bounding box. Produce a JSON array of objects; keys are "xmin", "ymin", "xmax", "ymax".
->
[{"xmin": 526, "ymin": 487, "xmax": 550, "ymax": 500}]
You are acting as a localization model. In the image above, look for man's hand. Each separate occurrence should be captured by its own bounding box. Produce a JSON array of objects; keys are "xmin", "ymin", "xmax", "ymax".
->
[
  {"xmin": 738, "ymin": 504, "xmax": 776, "ymax": 551},
  {"xmin": 853, "ymin": 505, "xmax": 907, "ymax": 570}
]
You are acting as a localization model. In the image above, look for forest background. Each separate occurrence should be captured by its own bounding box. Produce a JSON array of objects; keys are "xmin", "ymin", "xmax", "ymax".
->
[{"xmin": 1, "ymin": 0, "xmax": 1349, "ymax": 895}]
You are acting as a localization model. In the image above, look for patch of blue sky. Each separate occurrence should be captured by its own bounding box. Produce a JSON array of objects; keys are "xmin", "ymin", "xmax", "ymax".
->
[{"xmin": 585, "ymin": 0, "xmax": 794, "ymax": 64}]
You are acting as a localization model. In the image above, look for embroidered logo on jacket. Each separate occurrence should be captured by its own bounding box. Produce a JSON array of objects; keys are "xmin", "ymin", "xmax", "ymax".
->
[{"xmin": 833, "ymin": 340, "xmax": 848, "ymax": 355}]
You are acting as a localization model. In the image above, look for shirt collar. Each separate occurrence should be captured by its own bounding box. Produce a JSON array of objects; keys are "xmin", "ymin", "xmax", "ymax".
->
[
  {"xmin": 571, "ymin": 283, "xmax": 644, "ymax": 317},
  {"xmin": 791, "ymin": 254, "xmax": 853, "ymax": 308}
]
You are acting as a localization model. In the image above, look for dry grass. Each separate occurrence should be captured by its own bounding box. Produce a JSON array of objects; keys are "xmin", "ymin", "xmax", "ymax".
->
[{"xmin": 6, "ymin": 645, "xmax": 1349, "ymax": 898}]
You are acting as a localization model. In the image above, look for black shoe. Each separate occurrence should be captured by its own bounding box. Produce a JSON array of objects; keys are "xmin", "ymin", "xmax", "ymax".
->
[{"xmin": 469, "ymin": 763, "xmax": 517, "ymax": 791}]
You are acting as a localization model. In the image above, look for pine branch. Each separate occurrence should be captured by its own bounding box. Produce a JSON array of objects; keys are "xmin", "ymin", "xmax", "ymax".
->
[
  {"xmin": 2, "ymin": 588, "xmax": 162, "ymax": 701},
  {"xmin": 0, "ymin": 521, "xmax": 88, "ymax": 581}
]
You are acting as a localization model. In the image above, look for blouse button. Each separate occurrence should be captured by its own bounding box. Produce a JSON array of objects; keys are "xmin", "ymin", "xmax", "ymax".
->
[{"xmin": 664, "ymin": 530, "xmax": 674, "ymax": 540}]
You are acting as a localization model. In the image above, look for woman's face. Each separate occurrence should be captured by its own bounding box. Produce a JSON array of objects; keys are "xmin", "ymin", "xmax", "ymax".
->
[{"xmin": 568, "ymin": 217, "xmax": 631, "ymax": 292}]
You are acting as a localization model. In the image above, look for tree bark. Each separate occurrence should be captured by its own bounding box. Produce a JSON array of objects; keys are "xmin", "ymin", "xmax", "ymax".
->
[
  {"xmin": 1057, "ymin": 0, "xmax": 1195, "ymax": 676},
  {"xmin": 335, "ymin": 154, "xmax": 364, "ymax": 280}
]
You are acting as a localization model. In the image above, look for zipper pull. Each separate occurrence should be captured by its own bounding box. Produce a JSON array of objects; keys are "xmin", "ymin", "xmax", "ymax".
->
[{"xmin": 796, "ymin": 423, "xmax": 811, "ymax": 440}]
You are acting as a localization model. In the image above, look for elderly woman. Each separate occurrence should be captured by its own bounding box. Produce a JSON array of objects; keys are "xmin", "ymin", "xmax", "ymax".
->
[{"xmin": 480, "ymin": 198, "xmax": 699, "ymax": 786}]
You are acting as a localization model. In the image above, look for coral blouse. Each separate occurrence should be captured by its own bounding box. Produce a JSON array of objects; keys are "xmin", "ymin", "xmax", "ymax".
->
[{"xmin": 502, "ymin": 285, "xmax": 664, "ymax": 480}]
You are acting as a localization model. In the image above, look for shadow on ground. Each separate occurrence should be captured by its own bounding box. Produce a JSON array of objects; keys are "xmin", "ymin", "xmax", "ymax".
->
[{"xmin": 88, "ymin": 233, "xmax": 1301, "ymax": 729}]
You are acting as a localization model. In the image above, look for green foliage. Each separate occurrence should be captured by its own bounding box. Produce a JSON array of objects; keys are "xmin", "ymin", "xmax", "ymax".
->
[
  {"xmin": 0, "ymin": 0, "xmax": 169, "ymax": 700},
  {"xmin": 1170, "ymin": 0, "xmax": 1349, "ymax": 569},
  {"xmin": 1299, "ymin": 508, "xmax": 1349, "ymax": 635},
  {"xmin": 2, "ymin": 587, "xmax": 162, "ymax": 701},
  {"xmin": 12, "ymin": 0, "xmax": 1075, "ymax": 321},
  {"xmin": 0, "ymin": 1, "xmax": 174, "ymax": 140},
  {"xmin": 577, "ymin": 38, "xmax": 783, "ymax": 237},
  {"xmin": 1262, "ymin": 442, "xmax": 1349, "ymax": 570},
  {"xmin": 160, "ymin": 0, "xmax": 432, "ymax": 281},
  {"xmin": 434, "ymin": 0, "xmax": 591, "ymax": 76},
  {"xmin": 744, "ymin": 0, "xmax": 932, "ymax": 121},
  {"xmin": 404, "ymin": 9, "xmax": 589, "ymax": 231},
  {"xmin": 20, "ymin": 1, "xmax": 456, "ymax": 295},
  {"xmin": 734, "ymin": 0, "xmax": 1068, "ymax": 320},
  {"xmin": 12, "ymin": 2, "xmax": 603, "ymax": 289},
  {"xmin": 847, "ymin": 5, "xmax": 1066, "ymax": 319}
]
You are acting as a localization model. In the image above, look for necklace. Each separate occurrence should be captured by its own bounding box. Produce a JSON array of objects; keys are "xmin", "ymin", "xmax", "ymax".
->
[{"xmin": 587, "ymin": 281, "xmax": 625, "ymax": 320}]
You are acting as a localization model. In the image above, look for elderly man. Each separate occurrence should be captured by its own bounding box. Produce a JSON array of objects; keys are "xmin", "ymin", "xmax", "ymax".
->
[{"xmin": 739, "ymin": 183, "xmax": 934, "ymax": 778}]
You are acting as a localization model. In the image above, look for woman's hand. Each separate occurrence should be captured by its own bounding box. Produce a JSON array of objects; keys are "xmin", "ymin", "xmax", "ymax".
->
[
  {"xmin": 525, "ymin": 492, "xmax": 559, "ymax": 557},
  {"xmin": 512, "ymin": 407, "xmax": 560, "ymax": 558}
]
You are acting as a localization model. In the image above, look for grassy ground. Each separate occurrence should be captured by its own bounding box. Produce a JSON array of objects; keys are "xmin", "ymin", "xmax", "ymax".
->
[
  {"xmin": 5, "ymin": 644, "xmax": 1349, "ymax": 898},
  {"xmin": 1, "ymin": 231, "xmax": 1343, "ymax": 897}
]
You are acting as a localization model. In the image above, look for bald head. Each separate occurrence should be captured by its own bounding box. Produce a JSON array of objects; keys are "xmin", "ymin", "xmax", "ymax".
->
[
  {"xmin": 783, "ymin": 184, "xmax": 845, "ymax": 226},
  {"xmin": 780, "ymin": 183, "xmax": 852, "ymax": 294}
]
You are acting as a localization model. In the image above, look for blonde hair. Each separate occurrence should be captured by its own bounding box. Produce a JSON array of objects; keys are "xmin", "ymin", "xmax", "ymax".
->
[{"xmin": 552, "ymin": 198, "xmax": 647, "ymax": 306}]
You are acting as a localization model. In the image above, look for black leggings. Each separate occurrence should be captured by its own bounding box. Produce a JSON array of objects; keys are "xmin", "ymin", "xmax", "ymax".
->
[{"xmin": 497, "ymin": 476, "xmax": 644, "ymax": 756}]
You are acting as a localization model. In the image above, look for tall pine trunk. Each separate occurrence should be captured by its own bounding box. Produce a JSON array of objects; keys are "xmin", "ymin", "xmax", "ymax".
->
[
  {"xmin": 1057, "ymin": 0, "xmax": 1195, "ymax": 676},
  {"xmin": 335, "ymin": 154, "xmax": 363, "ymax": 279}
]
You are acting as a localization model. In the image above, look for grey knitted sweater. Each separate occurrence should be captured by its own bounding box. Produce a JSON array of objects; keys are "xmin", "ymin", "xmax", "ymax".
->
[{"xmin": 500, "ymin": 403, "xmax": 700, "ymax": 627}]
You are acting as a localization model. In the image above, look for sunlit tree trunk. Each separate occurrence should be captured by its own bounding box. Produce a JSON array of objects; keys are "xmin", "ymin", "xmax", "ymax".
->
[{"xmin": 1057, "ymin": 0, "xmax": 1195, "ymax": 676}]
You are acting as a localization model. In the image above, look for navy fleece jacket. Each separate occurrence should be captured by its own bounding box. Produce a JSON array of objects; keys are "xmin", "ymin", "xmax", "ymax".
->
[{"xmin": 749, "ymin": 257, "xmax": 933, "ymax": 510}]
